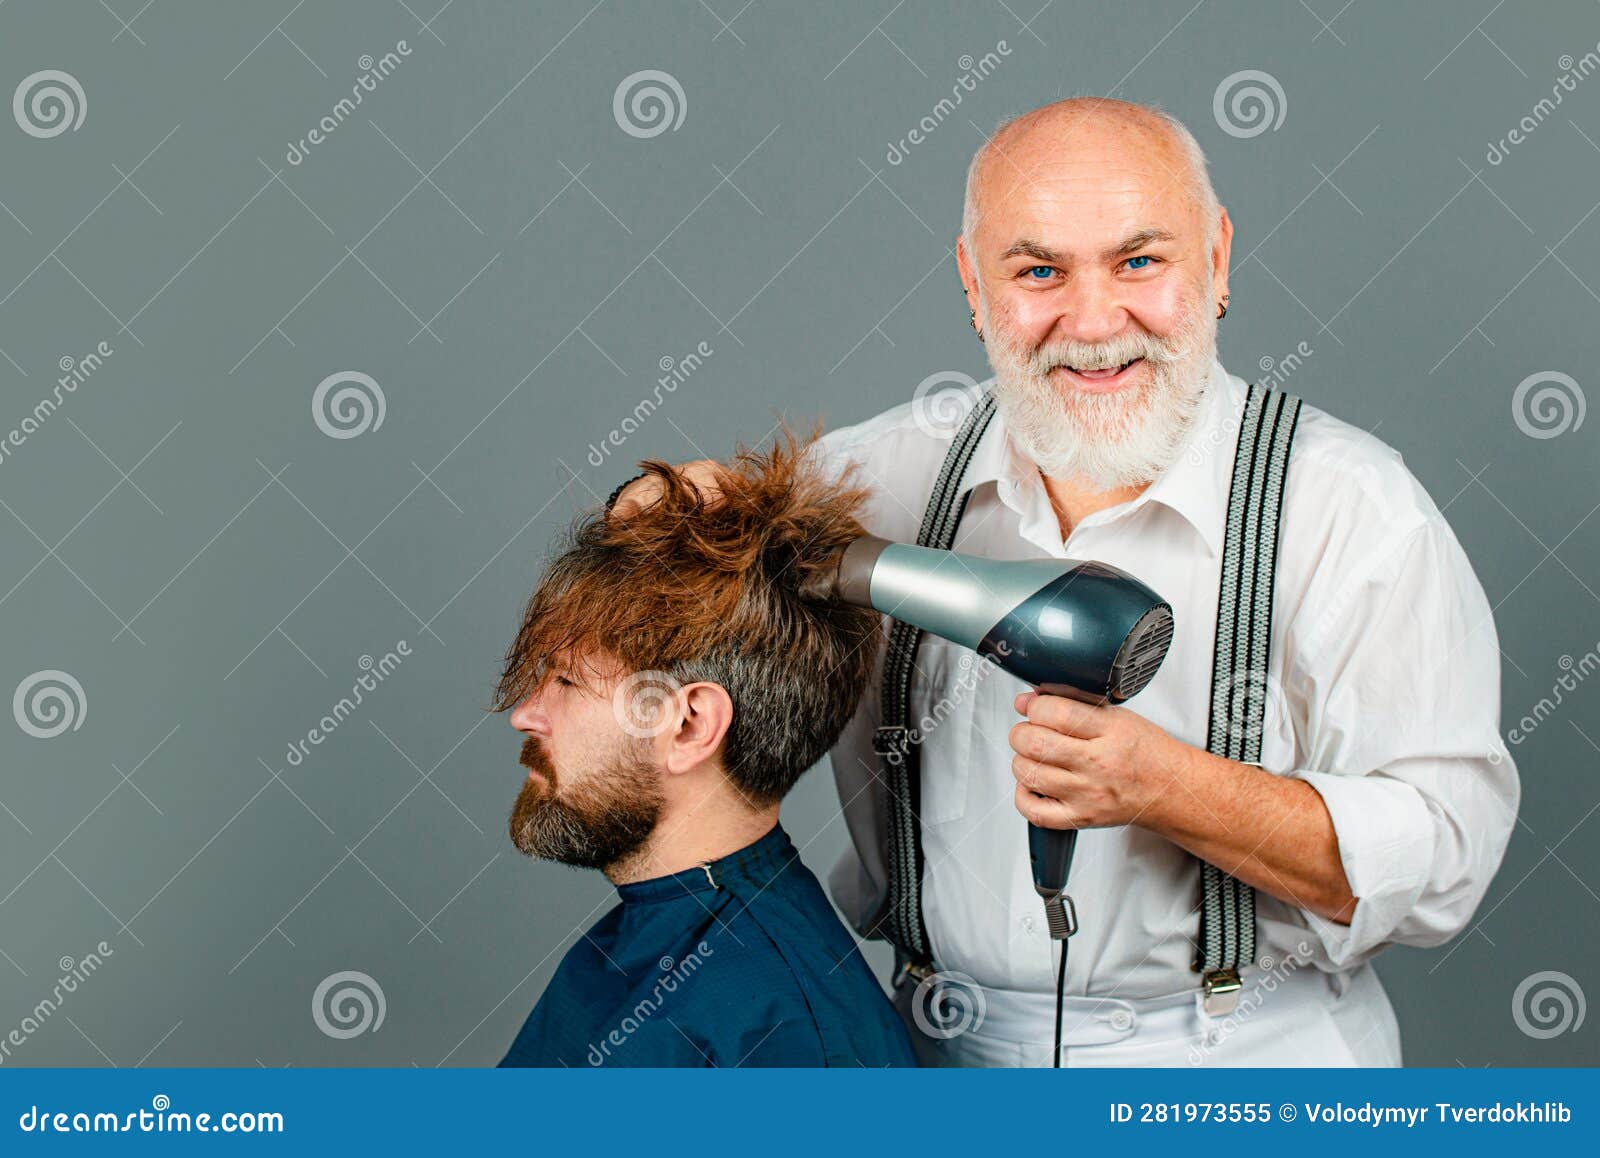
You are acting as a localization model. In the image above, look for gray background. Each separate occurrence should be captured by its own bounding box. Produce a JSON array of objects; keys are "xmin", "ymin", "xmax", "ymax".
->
[{"xmin": 0, "ymin": 0, "xmax": 1596, "ymax": 1067}]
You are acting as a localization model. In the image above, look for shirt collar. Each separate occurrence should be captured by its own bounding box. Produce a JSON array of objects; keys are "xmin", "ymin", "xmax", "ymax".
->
[
  {"xmin": 958, "ymin": 358, "xmax": 1244, "ymax": 558},
  {"xmin": 614, "ymin": 821, "xmax": 796, "ymax": 903}
]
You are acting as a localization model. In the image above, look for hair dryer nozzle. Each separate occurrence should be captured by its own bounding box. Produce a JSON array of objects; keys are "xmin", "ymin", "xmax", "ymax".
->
[{"xmin": 832, "ymin": 534, "xmax": 891, "ymax": 607}]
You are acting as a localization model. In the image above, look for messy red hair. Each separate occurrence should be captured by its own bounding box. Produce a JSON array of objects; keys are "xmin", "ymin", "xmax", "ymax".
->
[{"xmin": 490, "ymin": 425, "xmax": 881, "ymax": 803}]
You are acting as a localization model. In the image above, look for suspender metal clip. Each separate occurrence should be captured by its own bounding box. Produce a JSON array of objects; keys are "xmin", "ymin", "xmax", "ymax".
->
[
  {"xmin": 1201, "ymin": 967, "xmax": 1243, "ymax": 1016},
  {"xmin": 893, "ymin": 955, "xmax": 935, "ymax": 990},
  {"xmin": 873, "ymin": 725, "xmax": 913, "ymax": 767}
]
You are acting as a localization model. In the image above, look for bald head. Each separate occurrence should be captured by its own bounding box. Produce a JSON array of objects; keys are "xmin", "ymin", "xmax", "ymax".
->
[{"xmin": 962, "ymin": 98, "xmax": 1219, "ymax": 248}]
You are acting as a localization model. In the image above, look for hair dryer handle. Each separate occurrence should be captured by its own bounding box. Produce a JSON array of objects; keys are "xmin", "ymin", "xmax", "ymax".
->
[{"xmin": 1029, "ymin": 822, "xmax": 1078, "ymax": 894}]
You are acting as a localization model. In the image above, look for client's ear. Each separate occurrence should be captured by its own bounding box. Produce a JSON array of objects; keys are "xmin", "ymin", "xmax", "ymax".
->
[{"xmin": 663, "ymin": 682, "xmax": 733, "ymax": 776}]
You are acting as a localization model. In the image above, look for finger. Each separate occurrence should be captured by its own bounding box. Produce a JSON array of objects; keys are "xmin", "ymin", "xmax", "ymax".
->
[
  {"xmin": 1008, "ymin": 719, "xmax": 1089, "ymax": 767},
  {"xmin": 1013, "ymin": 782, "xmax": 1086, "ymax": 830},
  {"xmin": 1024, "ymin": 692, "xmax": 1108, "ymax": 738},
  {"xmin": 1014, "ymin": 689, "xmax": 1038, "ymax": 715},
  {"xmin": 611, "ymin": 460, "xmax": 725, "ymax": 518},
  {"xmin": 609, "ymin": 475, "xmax": 661, "ymax": 518},
  {"xmin": 682, "ymin": 460, "xmax": 728, "ymax": 498},
  {"xmin": 1009, "ymin": 751, "xmax": 1076, "ymax": 798}
]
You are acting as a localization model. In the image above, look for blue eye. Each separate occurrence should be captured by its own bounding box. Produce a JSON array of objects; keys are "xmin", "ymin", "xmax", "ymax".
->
[
  {"xmin": 1126, "ymin": 255, "xmax": 1152, "ymax": 270},
  {"xmin": 1026, "ymin": 265, "xmax": 1054, "ymax": 280}
]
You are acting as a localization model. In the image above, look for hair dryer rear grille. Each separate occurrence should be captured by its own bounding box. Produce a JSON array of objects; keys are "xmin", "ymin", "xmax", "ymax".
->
[{"xmin": 1108, "ymin": 605, "xmax": 1174, "ymax": 702}]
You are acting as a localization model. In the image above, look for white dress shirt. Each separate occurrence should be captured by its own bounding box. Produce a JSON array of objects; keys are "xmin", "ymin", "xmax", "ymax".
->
[{"xmin": 813, "ymin": 358, "xmax": 1519, "ymax": 1065}]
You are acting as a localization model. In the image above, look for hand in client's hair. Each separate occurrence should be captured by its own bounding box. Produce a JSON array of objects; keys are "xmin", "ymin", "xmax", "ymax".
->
[
  {"xmin": 604, "ymin": 426, "xmax": 868, "ymax": 604},
  {"xmin": 610, "ymin": 458, "xmax": 724, "ymax": 518}
]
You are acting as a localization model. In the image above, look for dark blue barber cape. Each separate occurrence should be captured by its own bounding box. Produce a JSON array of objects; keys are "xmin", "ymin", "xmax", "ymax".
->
[{"xmin": 498, "ymin": 822, "xmax": 917, "ymax": 1067}]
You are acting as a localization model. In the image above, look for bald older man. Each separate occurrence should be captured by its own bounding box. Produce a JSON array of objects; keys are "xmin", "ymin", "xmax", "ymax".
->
[{"xmin": 610, "ymin": 98, "xmax": 1517, "ymax": 1067}]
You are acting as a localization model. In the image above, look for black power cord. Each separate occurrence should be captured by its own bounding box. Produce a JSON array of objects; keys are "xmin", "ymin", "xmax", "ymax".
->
[
  {"xmin": 1053, "ymin": 935, "xmax": 1068, "ymax": 1068},
  {"xmin": 1037, "ymin": 889, "xmax": 1076, "ymax": 1068}
]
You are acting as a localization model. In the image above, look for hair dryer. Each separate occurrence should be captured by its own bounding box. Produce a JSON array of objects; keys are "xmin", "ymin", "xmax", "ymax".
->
[{"xmin": 825, "ymin": 534, "xmax": 1175, "ymax": 938}]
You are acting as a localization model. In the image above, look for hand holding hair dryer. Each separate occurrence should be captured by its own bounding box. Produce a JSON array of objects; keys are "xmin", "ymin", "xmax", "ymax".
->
[{"xmin": 821, "ymin": 534, "xmax": 1175, "ymax": 937}]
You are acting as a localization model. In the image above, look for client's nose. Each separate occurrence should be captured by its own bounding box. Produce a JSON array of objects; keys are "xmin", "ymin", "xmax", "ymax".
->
[{"xmin": 508, "ymin": 694, "xmax": 551, "ymax": 736}]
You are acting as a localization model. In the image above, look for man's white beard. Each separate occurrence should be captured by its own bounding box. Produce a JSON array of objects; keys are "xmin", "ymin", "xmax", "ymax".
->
[{"xmin": 981, "ymin": 292, "xmax": 1218, "ymax": 492}]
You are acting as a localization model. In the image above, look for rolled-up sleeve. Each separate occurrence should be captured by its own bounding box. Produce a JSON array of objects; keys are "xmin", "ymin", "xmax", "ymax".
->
[{"xmin": 1284, "ymin": 517, "xmax": 1520, "ymax": 969}]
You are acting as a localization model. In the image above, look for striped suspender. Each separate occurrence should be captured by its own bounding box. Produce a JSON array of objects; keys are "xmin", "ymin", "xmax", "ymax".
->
[
  {"xmin": 873, "ymin": 381, "xmax": 1302, "ymax": 1005},
  {"xmin": 1197, "ymin": 382, "xmax": 1302, "ymax": 1013},
  {"xmin": 875, "ymin": 390, "xmax": 999, "ymax": 982}
]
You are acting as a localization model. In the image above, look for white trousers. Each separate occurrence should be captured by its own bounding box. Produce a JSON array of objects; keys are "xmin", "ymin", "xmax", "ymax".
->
[{"xmin": 894, "ymin": 960, "xmax": 1402, "ymax": 1067}]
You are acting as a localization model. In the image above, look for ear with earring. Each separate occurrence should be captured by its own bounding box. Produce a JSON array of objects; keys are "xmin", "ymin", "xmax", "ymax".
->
[{"xmin": 1217, "ymin": 292, "xmax": 1230, "ymax": 320}]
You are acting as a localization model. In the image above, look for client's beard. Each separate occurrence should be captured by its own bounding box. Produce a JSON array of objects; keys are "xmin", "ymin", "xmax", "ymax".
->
[
  {"xmin": 981, "ymin": 285, "xmax": 1217, "ymax": 491},
  {"xmin": 510, "ymin": 736, "xmax": 662, "ymax": 870}
]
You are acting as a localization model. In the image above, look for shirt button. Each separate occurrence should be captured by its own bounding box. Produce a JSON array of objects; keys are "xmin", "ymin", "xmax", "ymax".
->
[
  {"xmin": 1021, "ymin": 916, "xmax": 1036, "ymax": 934},
  {"xmin": 1110, "ymin": 1010, "xmax": 1134, "ymax": 1031}
]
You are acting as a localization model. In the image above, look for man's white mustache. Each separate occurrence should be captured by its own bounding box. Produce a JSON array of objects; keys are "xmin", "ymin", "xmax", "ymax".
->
[{"xmin": 1024, "ymin": 331, "xmax": 1180, "ymax": 375}]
